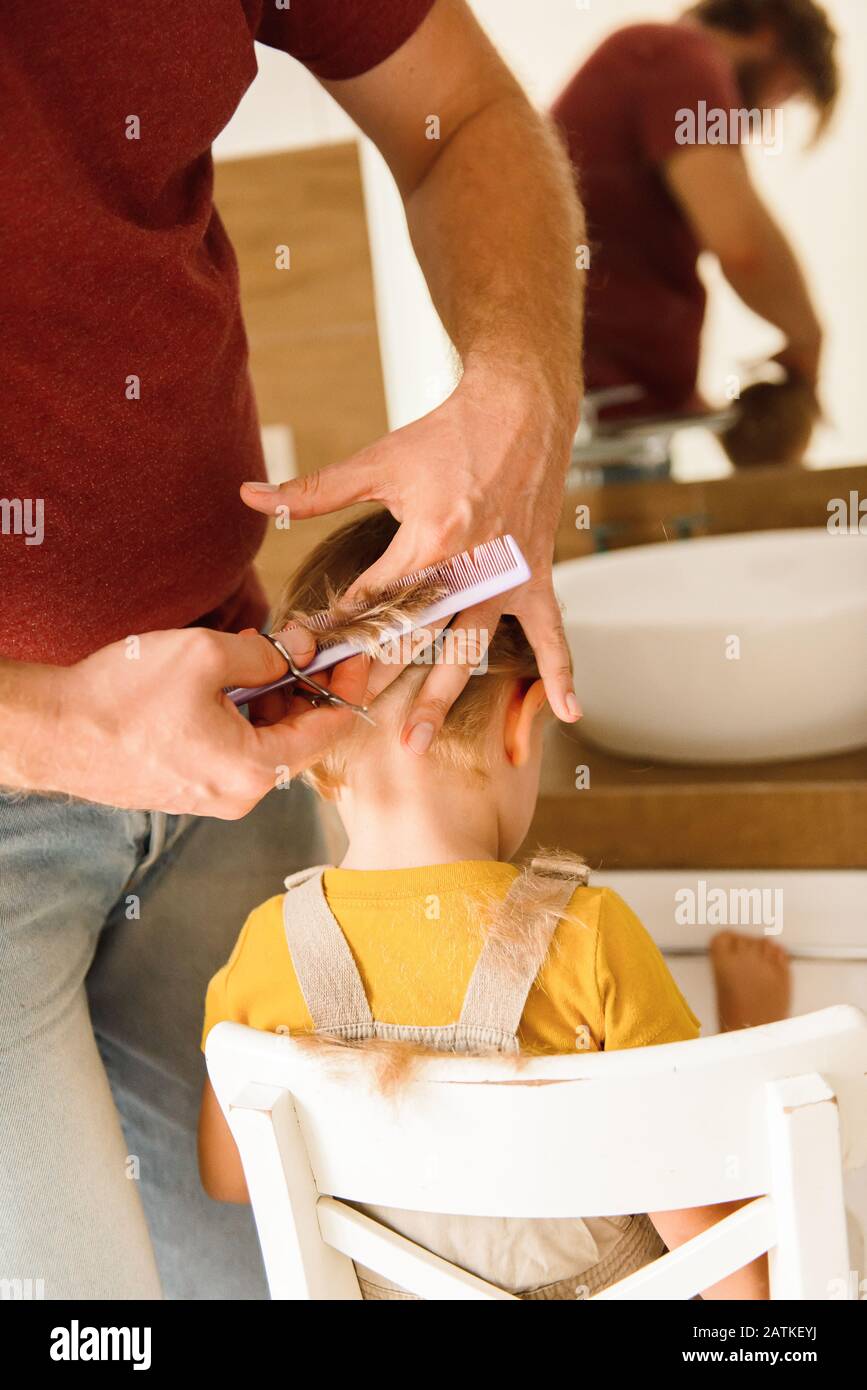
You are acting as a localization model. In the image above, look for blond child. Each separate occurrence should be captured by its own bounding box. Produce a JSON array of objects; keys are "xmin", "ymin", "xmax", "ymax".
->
[{"xmin": 198, "ymin": 508, "xmax": 772, "ymax": 1300}]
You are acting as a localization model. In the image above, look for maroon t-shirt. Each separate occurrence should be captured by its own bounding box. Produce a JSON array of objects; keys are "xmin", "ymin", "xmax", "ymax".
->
[
  {"xmin": 552, "ymin": 23, "xmax": 741, "ymax": 417},
  {"xmin": 0, "ymin": 0, "xmax": 435, "ymax": 665}
]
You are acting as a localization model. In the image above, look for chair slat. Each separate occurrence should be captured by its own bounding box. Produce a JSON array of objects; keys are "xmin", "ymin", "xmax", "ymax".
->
[
  {"xmin": 317, "ymin": 1197, "xmax": 518, "ymax": 1301},
  {"xmin": 593, "ymin": 1197, "xmax": 776, "ymax": 1301},
  {"xmin": 228, "ymin": 1084, "xmax": 361, "ymax": 1300},
  {"xmin": 767, "ymin": 1075, "xmax": 851, "ymax": 1297}
]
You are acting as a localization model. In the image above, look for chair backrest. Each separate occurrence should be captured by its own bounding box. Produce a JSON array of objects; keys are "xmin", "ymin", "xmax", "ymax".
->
[{"xmin": 206, "ymin": 1005, "xmax": 867, "ymax": 1300}]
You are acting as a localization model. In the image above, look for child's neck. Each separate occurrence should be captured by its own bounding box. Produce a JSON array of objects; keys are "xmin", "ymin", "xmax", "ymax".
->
[{"xmin": 335, "ymin": 775, "xmax": 503, "ymax": 870}]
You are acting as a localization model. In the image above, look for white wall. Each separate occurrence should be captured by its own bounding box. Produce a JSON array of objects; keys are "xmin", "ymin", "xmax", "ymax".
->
[{"xmin": 214, "ymin": 1, "xmax": 867, "ymax": 470}]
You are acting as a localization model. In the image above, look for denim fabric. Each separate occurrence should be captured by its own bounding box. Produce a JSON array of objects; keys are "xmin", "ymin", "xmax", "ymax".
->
[{"xmin": 0, "ymin": 782, "xmax": 326, "ymax": 1300}]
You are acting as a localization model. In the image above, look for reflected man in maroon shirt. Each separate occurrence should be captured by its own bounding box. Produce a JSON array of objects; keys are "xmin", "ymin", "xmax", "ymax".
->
[{"xmin": 553, "ymin": 0, "xmax": 838, "ymax": 420}]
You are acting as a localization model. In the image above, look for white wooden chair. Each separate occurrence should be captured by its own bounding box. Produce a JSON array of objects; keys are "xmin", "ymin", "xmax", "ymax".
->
[{"xmin": 206, "ymin": 1005, "xmax": 867, "ymax": 1300}]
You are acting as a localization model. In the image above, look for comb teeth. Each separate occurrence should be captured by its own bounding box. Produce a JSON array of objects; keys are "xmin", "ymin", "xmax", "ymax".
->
[
  {"xmin": 306, "ymin": 608, "xmax": 348, "ymax": 634},
  {"xmin": 399, "ymin": 534, "xmax": 517, "ymax": 592},
  {"xmin": 299, "ymin": 534, "xmax": 530, "ymax": 675},
  {"xmin": 224, "ymin": 534, "xmax": 530, "ymax": 705},
  {"xmin": 303, "ymin": 536, "xmax": 520, "ymax": 635}
]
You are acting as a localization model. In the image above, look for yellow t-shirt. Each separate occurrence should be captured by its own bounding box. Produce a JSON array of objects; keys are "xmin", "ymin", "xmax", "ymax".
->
[{"xmin": 201, "ymin": 860, "xmax": 700, "ymax": 1054}]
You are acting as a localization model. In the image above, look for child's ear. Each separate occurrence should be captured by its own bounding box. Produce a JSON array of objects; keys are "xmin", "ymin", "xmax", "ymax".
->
[{"xmin": 504, "ymin": 679, "xmax": 548, "ymax": 768}]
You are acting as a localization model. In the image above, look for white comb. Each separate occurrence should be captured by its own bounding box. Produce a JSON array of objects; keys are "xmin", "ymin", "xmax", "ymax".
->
[{"xmin": 227, "ymin": 533, "xmax": 530, "ymax": 707}]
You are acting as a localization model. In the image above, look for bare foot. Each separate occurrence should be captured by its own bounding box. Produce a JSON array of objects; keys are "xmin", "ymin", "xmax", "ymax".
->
[{"xmin": 710, "ymin": 930, "xmax": 792, "ymax": 1032}]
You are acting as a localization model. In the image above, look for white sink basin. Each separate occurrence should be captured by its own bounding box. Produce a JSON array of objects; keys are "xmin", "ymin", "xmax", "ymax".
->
[{"xmin": 555, "ymin": 528, "xmax": 867, "ymax": 764}]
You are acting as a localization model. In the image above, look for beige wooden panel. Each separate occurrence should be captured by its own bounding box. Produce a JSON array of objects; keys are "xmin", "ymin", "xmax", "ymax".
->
[
  {"xmin": 214, "ymin": 143, "xmax": 389, "ymax": 604},
  {"xmin": 556, "ymin": 463, "xmax": 867, "ymax": 562},
  {"xmin": 521, "ymin": 725, "xmax": 867, "ymax": 870}
]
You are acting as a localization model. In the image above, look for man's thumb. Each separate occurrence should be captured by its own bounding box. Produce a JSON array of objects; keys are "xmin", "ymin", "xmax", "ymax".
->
[
  {"xmin": 240, "ymin": 452, "xmax": 377, "ymax": 520},
  {"xmin": 212, "ymin": 627, "xmax": 316, "ymax": 689}
]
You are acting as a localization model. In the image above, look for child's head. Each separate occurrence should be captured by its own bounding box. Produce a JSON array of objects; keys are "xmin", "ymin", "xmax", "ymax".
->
[
  {"xmin": 721, "ymin": 375, "xmax": 818, "ymax": 468},
  {"xmin": 273, "ymin": 509, "xmax": 555, "ymax": 861}
]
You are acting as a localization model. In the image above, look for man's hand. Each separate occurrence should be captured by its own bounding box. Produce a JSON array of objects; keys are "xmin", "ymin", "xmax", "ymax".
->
[
  {"xmin": 245, "ymin": 0, "xmax": 585, "ymax": 750},
  {"xmin": 772, "ymin": 340, "xmax": 822, "ymax": 395},
  {"xmin": 0, "ymin": 628, "xmax": 370, "ymax": 817},
  {"xmin": 244, "ymin": 361, "xmax": 580, "ymax": 752}
]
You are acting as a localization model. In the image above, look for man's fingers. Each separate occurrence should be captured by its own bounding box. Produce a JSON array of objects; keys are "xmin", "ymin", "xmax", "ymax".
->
[
  {"xmin": 193, "ymin": 628, "xmax": 301, "ymax": 691},
  {"xmin": 514, "ymin": 587, "xmax": 581, "ymax": 723},
  {"xmin": 360, "ymin": 616, "xmax": 453, "ymax": 706},
  {"xmin": 400, "ymin": 601, "xmax": 501, "ymax": 755},
  {"xmin": 240, "ymin": 451, "xmax": 380, "ymax": 519},
  {"xmin": 269, "ymin": 652, "xmax": 373, "ymax": 722},
  {"xmin": 271, "ymin": 622, "xmax": 318, "ymax": 667},
  {"xmin": 243, "ymin": 655, "xmax": 371, "ymax": 779},
  {"xmin": 250, "ymin": 702, "xmax": 358, "ymax": 778},
  {"xmin": 342, "ymin": 529, "xmax": 420, "ymax": 602},
  {"xmin": 248, "ymin": 688, "xmax": 290, "ymax": 726},
  {"xmin": 194, "ymin": 626, "xmax": 320, "ymax": 706},
  {"xmin": 323, "ymin": 651, "xmax": 373, "ymax": 710}
]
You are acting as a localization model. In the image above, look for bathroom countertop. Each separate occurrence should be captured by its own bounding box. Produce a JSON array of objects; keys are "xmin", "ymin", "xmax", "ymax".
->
[{"xmin": 523, "ymin": 725, "xmax": 867, "ymax": 869}]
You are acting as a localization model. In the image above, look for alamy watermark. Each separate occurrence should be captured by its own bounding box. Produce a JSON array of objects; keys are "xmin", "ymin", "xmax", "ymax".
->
[
  {"xmin": 675, "ymin": 100, "xmax": 783, "ymax": 155},
  {"xmin": 1, "ymin": 1276, "xmax": 45, "ymax": 1299},
  {"xmin": 50, "ymin": 1321, "xmax": 151, "ymax": 1370},
  {"xmin": 378, "ymin": 626, "xmax": 489, "ymax": 675},
  {"xmin": 0, "ymin": 497, "xmax": 44, "ymax": 546},
  {"xmin": 675, "ymin": 880, "xmax": 783, "ymax": 935},
  {"xmin": 827, "ymin": 491, "xmax": 866, "ymax": 535}
]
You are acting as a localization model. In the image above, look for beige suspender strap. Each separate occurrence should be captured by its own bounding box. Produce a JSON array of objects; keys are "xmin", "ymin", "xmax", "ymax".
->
[
  {"xmin": 282, "ymin": 861, "xmax": 584, "ymax": 1039},
  {"xmin": 458, "ymin": 872, "xmax": 579, "ymax": 1037},
  {"xmin": 281, "ymin": 866, "xmax": 374, "ymax": 1031}
]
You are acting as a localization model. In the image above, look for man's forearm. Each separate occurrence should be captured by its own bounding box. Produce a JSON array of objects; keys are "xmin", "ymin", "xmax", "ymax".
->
[
  {"xmin": 665, "ymin": 148, "xmax": 821, "ymax": 381},
  {"xmin": 720, "ymin": 208, "xmax": 822, "ymax": 362},
  {"xmin": 404, "ymin": 92, "xmax": 585, "ymax": 418},
  {"xmin": 291, "ymin": 0, "xmax": 587, "ymax": 726}
]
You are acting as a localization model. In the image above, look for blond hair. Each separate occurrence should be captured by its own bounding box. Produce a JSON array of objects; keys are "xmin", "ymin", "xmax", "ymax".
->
[{"xmin": 273, "ymin": 509, "xmax": 549, "ymax": 795}]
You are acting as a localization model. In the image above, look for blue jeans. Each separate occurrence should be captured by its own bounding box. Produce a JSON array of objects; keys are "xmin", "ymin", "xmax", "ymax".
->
[{"xmin": 0, "ymin": 782, "xmax": 327, "ymax": 1299}]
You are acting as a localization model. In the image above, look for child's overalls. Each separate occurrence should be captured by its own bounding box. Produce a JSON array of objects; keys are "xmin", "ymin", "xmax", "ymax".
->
[{"xmin": 281, "ymin": 864, "xmax": 664, "ymax": 1300}]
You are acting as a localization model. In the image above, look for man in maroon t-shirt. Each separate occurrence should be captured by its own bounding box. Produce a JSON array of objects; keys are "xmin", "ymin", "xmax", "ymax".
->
[
  {"xmin": 553, "ymin": 0, "xmax": 837, "ymax": 418},
  {"xmin": 0, "ymin": 1, "xmax": 585, "ymax": 1298}
]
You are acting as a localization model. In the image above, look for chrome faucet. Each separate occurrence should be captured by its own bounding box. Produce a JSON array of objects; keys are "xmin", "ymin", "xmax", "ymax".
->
[{"xmin": 570, "ymin": 386, "xmax": 736, "ymax": 488}]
